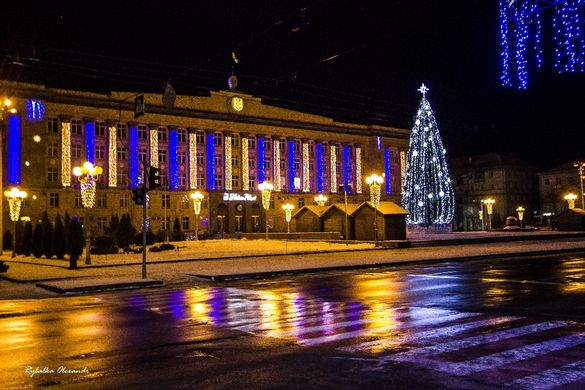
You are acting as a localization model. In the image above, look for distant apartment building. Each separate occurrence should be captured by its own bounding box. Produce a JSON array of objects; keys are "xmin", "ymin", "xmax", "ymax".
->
[
  {"xmin": 450, "ymin": 154, "xmax": 536, "ymax": 231},
  {"xmin": 538, "ymin": 161, "xmax": 583, "ymax": 216}
]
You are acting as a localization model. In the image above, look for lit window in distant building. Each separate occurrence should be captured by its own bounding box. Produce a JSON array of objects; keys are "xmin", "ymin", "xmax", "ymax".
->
[
  {"xmin": 138, "ymin": 125, "xmax": 148, "ymax": 140},
  {"xmin": 47, "ymin": 168, "xmax": 58, "ymax": 182},
  {"xmin": 215, "ymin": 174, "xmax": 223, "ymax": 189},
  {"xmin": 182, "ymin": 216, "xmax": 190, "ymax": 230},
  {"xmin": 248, "ymin": 158, "xmax": 255, "ymax": 169},
  {"xmin": 196, "ymin": 152, "xmax": 204, "ymax": 166},
  {"xmin": 47, "ymin": 117, "xmax": 59, "ymax": 133},
  {"xmin": 197, "ymin": 175, "xmax": 205, "ymax": 189},
  {"xmin": 162, "ymin": 194, "xmax": 170, "ymax": 209},
  {"xmin": 248, "ymin": 175, "xmax": 256, "ymax": 190},
  {"xmin": 71, "ymin": 119, "xmax": 82, "ymax": 135},
  {"xmin": 49, "ymin": 192, "xmax": 59, "ymax": 207},
  {"xmin": 214, "ymin": 132, "xmax": 223, "ymax": 146},
  {"xmin": 139, "ymin": 148, "xmax": 147, "ymax": 162},
  {"xmin": 232, "ymin": 155, "xmax": 238, "ymax": 167},
  {"xmin": 95, "ymin": 121, "xmax": 106, "ymax": 137},
  {"xmin": 214, "ymin": 155, "xmax": 223, "ymax": 167},
  {"xmin": 179, "ymin": 172, "xmax": 187, "ymax": 188},
  {"xmin": 231, "ymin": 135, "xmax": 239, "ymax": 146},
  {"xmin": 248, "ymin": 136, "xmax": 256, "ymax": 149},
  {"xmin": 178, "ymin": 151, "xmax": 187, "ymax": 164}
]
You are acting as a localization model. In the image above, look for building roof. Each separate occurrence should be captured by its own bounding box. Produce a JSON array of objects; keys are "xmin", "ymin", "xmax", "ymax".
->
[
  {"xmin": 450, "ymin": 153, "xmax": 534, "ymax": 171},
  {"xmin": 554, "ymin": 207, "xmax": 585, "ymax": 218},
  {"xmin": 538, "ymin": 160, "xmax": 585, "ymax": 175},
  {"xmin": 292, "ymin": 205, "xmax": 329, "ymax": 219},
  {"xmin": 355, "ymin": 201, "xmax": 409, "ymax": 216},
  {"xmin": 328, "ymin": 203, "xmax": 362, "ymax": 215}
]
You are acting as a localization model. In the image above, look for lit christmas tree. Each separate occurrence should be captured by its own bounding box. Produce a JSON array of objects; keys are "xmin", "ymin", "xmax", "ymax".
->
[{"xmin": 402, "ymin": 84, "xmax": 454, "ymax": 226}]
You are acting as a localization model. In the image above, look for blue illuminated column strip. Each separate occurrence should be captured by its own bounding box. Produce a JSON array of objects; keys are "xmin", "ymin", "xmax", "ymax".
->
[
  {"xmin": 385, "ymin": 148, "xmax": 392, "ymax": 195},
  {"xmin": 343, "ymin": 145, "xmax": 351, "ymax": 194},
  {"xmin": 288, "ymin": 140, "xmax": 295, "ymax": 192},
  {"xmin": 169, "ymin": 129, "xmax": 179, "ymax": 189},
  {"xmin": 129, "ymin": 125, "xmax": 139, "ymax": 188},
  {"xmin": 7, "ymin": 114, "xmax": 22, "ymax": 185},
  {"xmin": 257, "ymin": 137, "xmax": 265, "ymax": 184},
  {"xmin": 316, "ymin": 143, "xmax": 324, "ymax": 192},
  {"xmin": 207, "ymin": 133, "xmax": 215, "ymax": 190},
  {"xmin": 85, "ymin": 121, "xmax": 95, "ymax": 163}
]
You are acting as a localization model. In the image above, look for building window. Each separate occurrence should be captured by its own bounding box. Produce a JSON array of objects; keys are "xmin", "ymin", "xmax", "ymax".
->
[
  {"xmin": 95, "ymin": 145, "xmax": 105, "ymax": 160},
  {"xmin": 72, "ymin": 143, "xmax": 82, "ymax": 159},
  {"xmin": 160, "ymin": 172, "xmax": 168, "ymax": 189},
  {"xmin": 265, "ymin": 138, "xmax": 271, "ymax": 150},
  {"xmin": 162, "ymin": 194, "xmax": 170, "ymax": 209},
  {"xmin": 298, "ymin": 197, "xmax": 305, "ymax": 208},
  {"xmin": 97, "ymin": 193, "xmax": 107, "ymax": 208},
  {"xmin": 138, "ymin": 125, "xmax": 148, "ymax": 140},
  {"xmin": 71, "ymin": 119, "xmax": 83, "ymax": 135},
  {"xmin": 48, "ymin": 117, "xmax": 59, "ymax": 133},
  {"xmin": 569, "ymin": 177, "xmax": 575, "ymax": 185},
  {"xmin": 117, "ymin": 147, "xmax": 126, "ymax": 160},
  {"xmin": 214, "ymin": 132, "xmax": 223, "ymax": 146},
  {"xmin": 118, "ymin": 175, "xmax": 128, "ymax": 187},
  {"xmin": 196, "ymin": 131, "xmax": 205, "ymax": 144},
  {"xmin": 248, "ymin": 137, "xmax": 256, "ymax": 149},
  {"xmin": 308, "ymin": 143, "xmax": 314, "ymax": 153},
  {"xmin": 293, "ymin": 158, "xmax": 300, "ymax": 171},
  {"xmin": 279, "ymin": 139, "xmax": 286, "ymax": 150},
  {"xmin": 178, "ymin": 151, "xmax": 187, "ymax": 164},
  {"xmin": 95, "ymin": 121, "xmax": 106, "ymax": 137},
  {"xmin": 158, "ymin": 127, "xmax": 167, "ymax": 141},
  {"xmin": 215, "ymin": 174, "xmax": 223, "ymax": 189},
  {"xmin": 158, "ymin": 150, "xmax": 167, "ymax": 163},
  {"xmin": 120, "ymin": 193, "xmax": 129, "ymax": 208},
  {"xmin": 280, "ymin": 160, "xmax": 286, "ymax": 170},
  {"xmin": 264, "ymin": 157, "xmax": 271, "ymax": 170},
  {"xmin": 178, "ymin": 129, "xmax": 187, "ymax": 143},
  {"xmin": 544, "ymin": 178, "xmax": 550, "ymax": 186},
  {"xmin": 232, "ymin": 155, "xmax": 238, "ymax": 167},
  {"xmin": 162, "ymin": 217, "xmax": 170, "ymax": 231},
  {"xmin": 179, "ymin": 172, "xmax": 187, "ymax": 188},
  {"xmin": 182, "ymin": 216, "xmax": 190, "ymax": 231},
  {"xmin": 556, "ymin": 178, "xmax": 561, "ymax": 185},
  {"xmin": 49, "ymin": 192, "xmax": 59, "ymax": 207},
  {"xmin": 196, "ymin": 152, "xmax": 204, "ymax": 166},
  {"xmin": 248, "ymin": 158, "xmax": 255, "ymax": 169},
  {"xmin": 74, "ymin": 193, "xmax": 82, "ymax": 208},
  {"xmin": 139, "ymin": 148, "xmax": 147, "ymax": 162},
  {"xmin": 214, "ymin": 155, "xmax": 223, "ymax": 167},
  {"xmin": 117, "ymin": 124, "xmax": 127, "ymax": 139},
  {"xmin": 197, "ymin": 176, "xmax": 205, "ymax": 189},
  {"xmin": 47, "ymin": 143, "xmax": 58, "ymax": 157},
  {"xmin": 97, "ymin": 217, "xmax": 108, "ymax": 233},
  {"xmin": 232, "ymin": 175, "xmax": 239, "ymax": 188},
  {"xmin": 249, "ymin": 175, "xmax": 256, "ymax": 190},
  {"xmin": 47, "ymin": 168, "xmax": 58, "ymax": 182},
  {"xmin": 231, "ymin": 135, "xmax": 239, "ymax": 147}
]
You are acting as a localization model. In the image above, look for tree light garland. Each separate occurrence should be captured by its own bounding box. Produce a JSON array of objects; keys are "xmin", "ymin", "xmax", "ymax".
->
[
  {"xmin": 5, "ymin": 187, "xmax": 27, "ymax": 222},
  {"xmin": 402, "ymin": 84, "xmax": 454, "ymax": 226},
  {"xmin": 225, "ymin": 134, "xmax": 232, "ymax": 190},
  {"xmin": 242, "ymin": 137, "xmax": 249, "ymax": 190},
  {"xmin": 61, "ymin": 121, "xmax": 71, "ymax": 187},
  {"xmin": 108, "ymin": 125, "xmax": 117, "ymax": 187},
  {"xmin": 330, "ymin": 145, "xmax": 337, "ymax": 193},
  {"xmin": 189, "ymin": 132, "xmax": 197, "ymax": 189},
  {"xmin": 73, "ymin": 162, "xmax": 103, "ymax": 209}
]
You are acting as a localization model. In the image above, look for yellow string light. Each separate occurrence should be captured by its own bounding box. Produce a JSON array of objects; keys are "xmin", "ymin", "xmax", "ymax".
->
[
  {"xmin": 189, "ymin": 132, "xmax": 197, "ymax": 189},
  {"xmin": 274, "ymin": 139, "xmax": 281, "ymax": 191},
  {"xmin": 108, "ymin": 125, "xmax": 117, "ymax": 187},
  {"xmin": 302, "ymin": 143, "xmax": 310, "ymax": 192},
  {"xmin": 400, "ymin": 150, "xmax": 407, "ymax": 194},
  {"xmin": 356, "ymin": 147, "xmax": 362, "ymax": 194},
  {"xmin": 5, "ymin": 187, "xmax": 27, "ymax": 222},
  {"xmin": 330, "ymin": 145, "xmax": 337, "ymax": 193},
  {"xmin": 242, "ymin": 136, "xmax": 249, "ymax": 190},
  {"xmin": 61, "ymin": 121, "xmax": 71, "ymax": 187},
  {"xmin": 150, "ymin": 128, "xmax": 159, "ymax": 168},
  {"xmin": 225, "ymin": 134, "xmax": 232, "ymax": 190}
]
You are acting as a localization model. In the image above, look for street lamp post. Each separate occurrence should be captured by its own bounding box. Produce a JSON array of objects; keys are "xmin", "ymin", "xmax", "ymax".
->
[
  {"xmin": 574, "ymin": 162, "xmax": 585, "ymax": 209},
  {"xmin": 565, "ymin": 193, "xmax": 577, "ymax": 209},
  {"xmin": 258, "ymin": 181, "xmax": 273, "ymax": 240},
  {"xmin": 482, "ymin": 198, "xmax": 495, "ymax": 230},
  {"xmin": 314, "ymin": 194, "xmax": 328, "ymax": 206},
  {"xmin": 516, "ymin": 206, "xmax": 525, "ymax": 228},
  {"xmin": 282, "ymin": 203, "xmax": 294, "ymax": 234},
  {"xmin": 4, "ymin": 187, "xmax": 27, "ymax": 258},
  {"xmin": 190, "ymin": 191, "xmax": 204, "ymax": 240},
  {"xmin": 366, "ymin": 174, "xmax": 384, "ymax": 242},
  {"xmin": 73, "ymin": 161, "xmax": 102, "ymax": 265}
]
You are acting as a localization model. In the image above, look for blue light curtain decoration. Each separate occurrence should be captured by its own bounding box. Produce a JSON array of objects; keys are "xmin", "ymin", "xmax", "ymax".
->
[
  {"xmin": 288, "ymin": 140, "xmax": 295, "ymax": 192},
  {"xmin": 8, "ymin": 114, "xmax": 22, "ymax": 185},
  {"xmin": 169, "ymin": 129, "xmax": 179, "ymax": 189},
  {"xmin": 257, "ymin": 137, "xmax": 265, "ymax": 184},
  {"xmin": 129, "ymin": 125, "xmax": 139, "ymax": 188},
  {"xmin": 316, "ymin": 143, "xmax": 324, "ymax": 193},
  {"xmin": 85, "ymin": 121, "xmax": 95, "ymax": 163},
  {"xmin": 207, "ymin": 133, "xmax": 215, "ymax": 190},
  {"xmin": 385, "ymin": 148, "xmax": 392, "ymax": 195},
  {"xmin": 26, "ymin": 99, "xmax": 45, "ymax": 121}
]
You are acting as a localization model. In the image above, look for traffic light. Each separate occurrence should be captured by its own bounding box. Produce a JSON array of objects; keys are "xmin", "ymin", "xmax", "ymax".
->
[
  {"xmin": 148, "ymin": 166, "xmax": 161, "ymax": 190},
  {"xmin": 132, "ymin": 188, "xmax": 145, "ymax": 205}
]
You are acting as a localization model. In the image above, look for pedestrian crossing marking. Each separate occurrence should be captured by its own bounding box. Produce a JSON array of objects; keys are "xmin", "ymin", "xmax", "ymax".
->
[{"xmin": 510, "ymin": 359, "xmax": 585, "ymax": 390}]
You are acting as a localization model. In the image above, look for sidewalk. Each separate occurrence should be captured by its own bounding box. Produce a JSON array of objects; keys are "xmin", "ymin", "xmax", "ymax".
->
[{"xmin": 1, "ymin": 231, "xmax": 584, "ymax": 296}]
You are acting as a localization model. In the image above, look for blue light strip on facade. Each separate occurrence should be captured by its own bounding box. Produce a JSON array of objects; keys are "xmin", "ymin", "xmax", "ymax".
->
[
  {"xmin": 257, "ymin": 137, "xmax": 265, "ymax": 184},
  {"xmin": 129, "ymin": 126, "xmax": 139, "ymax": 188},
  {"xmin": 288, "ymin": 140, "xmax": 295, "ymax": 192},
  {"xmin": 85, "ymin": 121, "xmax": 95, "ymax": 163},
  {"xmin": 169, "ymin": 129, "xmax": 179, "ymax": 189},
  {"xmin": 316, "ymin": 143, "xmax": 323, "ymax": 192},
  {"xmin": 207, "ymin": 133, "xmax": 215, "ymax": 190},
  {"xmin": 7, "ymin": 114, "xmax": 21, "ymax": 185},
  {"xmin": 385, "ymin": 148, "xmax": 392, "ymax": 194},
  {"xmin": 343, "ymin": 145, "xmax": 351, "ymax": 194}
]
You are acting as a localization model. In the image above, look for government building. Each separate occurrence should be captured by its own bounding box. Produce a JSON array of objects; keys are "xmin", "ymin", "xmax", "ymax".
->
[{"xmin": 1, "ymin": 79, "xmax": 410, "ymax": 240}]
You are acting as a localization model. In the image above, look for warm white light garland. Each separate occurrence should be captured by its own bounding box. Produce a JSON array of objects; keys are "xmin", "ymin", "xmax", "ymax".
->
[
  {"xmin": 400, "ymin": 150, "xmax": 406, "ymax": 194},
  {"xmin": 302, "ymin": 142, "xmax": 310, "ymax": 192},
  {"xmin": 274, "ymin": 138, "xmax": 281, "ymax": 191},
  {"xmin": 150, "ymin": 128, "xmax": 159, "ymax": 168},
  {"xmin": 5, "ymin": 187, "xmax": 27, "ymax": 222},
  {"xmin": 330, "ymin": 144, "xmax": 337, "ymax": 193},
  {"xmin": 61, "ymin": 121, "xmax": 71, "ymax": 187},
  {"xmin": 189, "ymin": 132, "xmax": 197, "ymax": 189},
  {"xmin": 242, "ymin": 137, "xmax": 249, "ymax": 190},
  {"xmin": 225, "ymin": 134, "xmax": 232, "ymax": 190},
  {"xmin": 108, "ymin": 125, "xmax": 117, "ymax": 187},
  {"xmin": 356, "ymin": 147, "xmax": 362, "ymax": 194}
]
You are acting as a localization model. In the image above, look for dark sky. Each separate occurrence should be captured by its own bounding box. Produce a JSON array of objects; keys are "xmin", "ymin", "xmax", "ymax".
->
[{"xmin": 2, "ymin": 1, "xmax": 584, "ymax": 169}]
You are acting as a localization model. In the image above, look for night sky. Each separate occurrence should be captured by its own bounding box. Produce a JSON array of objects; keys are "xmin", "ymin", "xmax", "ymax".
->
[{"xmin": 2, "ymin": 1, "xmax": 584, "ymax": 169}]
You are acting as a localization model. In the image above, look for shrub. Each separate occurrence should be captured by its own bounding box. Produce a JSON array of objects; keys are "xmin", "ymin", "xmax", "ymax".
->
[
  {"xmin": 32, "ymin": 223, "xmax": 43, "ymax": 258},
  {"xmin": 41, "ymin": 212, "xmax": 53, "ymax": 259},
  {"xmin": 172, "ymin": 218, "xmax": 183, "ymax": 241},
  {"xmin": 91, "ymin": 235, "xmax": 118, "ymax": 255},
  {"xmin": 0, "ymin": 260, "xmax": 8, "ymax": 273},
  {"xmin": 22, "ymin": 221, "xmax": 33, "ymax": 256},
  {"xmin": 3, "ymin": 230, "xmax": 13, "ymax": 250},
  {"xmin": 53, "ymin": 215, "xmax": 66, "ymax": 259},
  {"xmin": 134, "ymin": 231, "xmax": 155, "ymax": 246},
  {"xmin": 68, "ymin": 219, "xmax": 84, "ymax": 262},
  {"xmin": 149, "ymin": 243, "xmax": 175, "ymax": 252},
  {"xmin": 14, "ymin": 220, "xmax": 24, "ymax": 255},
  {"xmin": 116, "ymin": 214, "xmax": 136, "ymax": 248}
]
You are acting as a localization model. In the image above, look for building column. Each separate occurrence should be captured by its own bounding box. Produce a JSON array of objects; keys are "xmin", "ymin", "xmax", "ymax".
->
[
  {"xmin": 343, "ymin": 144, "xmax": 351, "ymax": 194},
  {"xmin": 106, "ymin": 119, "xmax": 118, "ymax": 187},
  {"xmin": 169, "ymin": 126, "xmax": 179, "ymax": 190},
  {"xmin": 315, "ymin": 140, "xmax": 324, "ymax": 193},
  {"xmin": 60, "ymin": 115, "xmax": 72, "ymax": 187},
  {"xmin": 149, "ymin": 124, "xmax": 159, "ymax": 168},
  {"xmin": 84, "ymin": 118, "xmax": 95, "ymax": 164},
  {"xmin": 257, "ymin": 134, "xmax": 265, "ymax": 185},
  {"xmin": 330, "ymin": 143, "xmax": 337, "ymax": 193},
  {"xmin": 273, "ymin": 136, "xmax": 281, "ymax": 192},
  {"xmin": 287, "ymin": 137, "xmax": 296, "ymax": 193},
  {"xmin": 241, "ymin": 133, "xmax": 249, "ymax": 190},
  {"xmin": 188, "ymin": 128, "xmax": 197, "ymax": 189},
  {"xmin": 206, "ymin": 131, "xmax": 215, "ymax": 190},
  {"xmin": 128, "ymin": 121, "xmax": 139, "ymax": 188}
]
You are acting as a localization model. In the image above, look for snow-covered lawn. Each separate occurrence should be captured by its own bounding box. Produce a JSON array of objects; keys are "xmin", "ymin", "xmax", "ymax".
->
[{"xmin": 2, "ymin": 239, "xmax": 375, "ymax": 267}]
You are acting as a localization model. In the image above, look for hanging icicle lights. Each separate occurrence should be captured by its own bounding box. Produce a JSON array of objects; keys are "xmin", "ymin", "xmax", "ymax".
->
[
  {"xmin": 499, "ymin": 0, "xmax": 584, "ymax": 89},
  {"xmin": 402, "ymin": 84, "xmax": 454, "ymax": 226}
]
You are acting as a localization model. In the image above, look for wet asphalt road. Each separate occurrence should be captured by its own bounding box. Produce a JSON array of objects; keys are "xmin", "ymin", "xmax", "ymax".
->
[{"xmin": 2, "ymin": 253, "xmax": 585, "ymax": 389}]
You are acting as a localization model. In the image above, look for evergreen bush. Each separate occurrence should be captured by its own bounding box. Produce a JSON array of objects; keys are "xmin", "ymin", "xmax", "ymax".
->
[
  {"xmin": 32, "ymin": 223, "xmax": 43, "ymax": 258},
  {"xmin": 68, "ymin": 219, "xmax": 84, "ymax": 261},
  {"xmin": 53, "ymin": 215, "xmax": 66, "ymax": 259},
  {"xmin": 22, "ymin": 221, "xmax": 33, "ymax": 256},
  {"xmin": 41, "ymin": 212, "xmax": 54, "ymax": 259}
]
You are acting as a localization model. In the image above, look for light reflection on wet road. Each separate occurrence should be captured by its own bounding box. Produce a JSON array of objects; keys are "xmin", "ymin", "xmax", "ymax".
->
[{"xmin": 2, "ymin": 253, "xmax": 585, "ymax": 389}]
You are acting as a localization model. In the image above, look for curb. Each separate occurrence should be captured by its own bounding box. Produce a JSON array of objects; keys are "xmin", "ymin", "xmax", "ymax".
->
[
  {"xmin": 35, "ymin": 280, "xmax": 164, "ymax": 294},
  {"xmin": 189, "ymin": 247, "xmax": 585, "ymax": 281}
]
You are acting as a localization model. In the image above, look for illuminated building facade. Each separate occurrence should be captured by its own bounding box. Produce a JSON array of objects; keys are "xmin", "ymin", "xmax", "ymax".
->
[{"xmin": 1, "ymin": 80, "xmax": 409, "ymax": 237}]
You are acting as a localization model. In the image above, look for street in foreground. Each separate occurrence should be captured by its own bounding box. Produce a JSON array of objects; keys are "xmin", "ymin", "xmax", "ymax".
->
[{"xmin": 2, "ymin": 253, "xmax": 585, "ymax": 389}]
